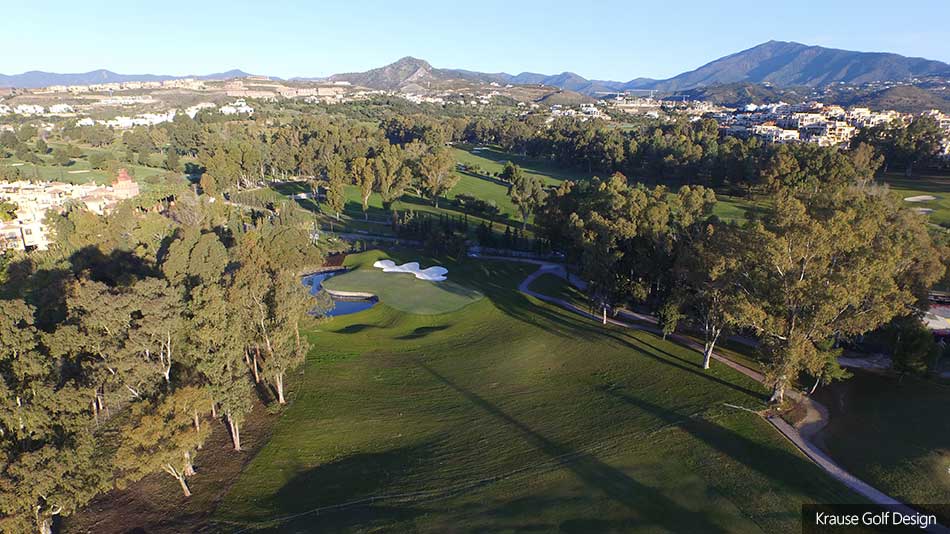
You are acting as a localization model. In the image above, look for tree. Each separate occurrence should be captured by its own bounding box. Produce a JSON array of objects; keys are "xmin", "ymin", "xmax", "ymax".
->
[
  {"xmin": 856, "ymin": 117, "xmax": 943, "ymax": 176},
  {"xmin": 52, "ymin": 148, "xmax": 72, "ymax": 166},
  {"xmin": 0, "ymin": 299, "xmax": 109, "ymax": 534},
  {"xmin": 257, "ymin": 271, "xmax": 312, "ymax": 404},
  {"xmin": 887, "ymin": 316, "xmax": 938, "ymax": 379},
  {"xmin": 507, "ymin": 164, "xmax": 546, "ymax": 230},
  {"xmin": 499, "ymin": 160, "xmax": 520, "ymax": 182},
  {"xmin": 88, "ymin": 151, "xmax": 112, "ymax": 170},
  {"xmin": 417, "ymin": 148, "xmax": 458, "ymax": 207},
  {"xmin": 374, "ymin": 145, "xmax": 411, "ymax": 211},
  {"xmin": 350, "ymin": 156, "xmax": 374, "ymax": 219},
  {"xmin": 35, "ymin": 139, "xmax": 48, "ymax": 155},
  {"xmin": 128, "ymin": 278, "xmax": 185, "ymax": 385},
  {"xmin": 729, "ymin": 181, "xmax": 944, "ymax": 402},
  {"xmin": 677, "ymin": 223, "xmax": 741, "ymax": 369},
  {"xmin": 657, "ymin": 297, "xmax": 683, "ymax": 340},
  {"xmin": 115, "ymin": 388, "xmax": 211, "ymax": 497},
  {"xmin": 17, "ymin": 124, "xmax": 37, "ymax": 143},
  {"xmin": 165, "ymin": 148, "xmax": 180, "ymax": 171}
]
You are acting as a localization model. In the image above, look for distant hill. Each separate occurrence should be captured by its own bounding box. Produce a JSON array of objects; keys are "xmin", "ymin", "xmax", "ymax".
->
[
  {"xmin": 836, "ymin": 84, "xmax": 950, "ymax": 114},
  {"xmin": 327, "ymin": 57, "xmax": 606, "ymax": 99},
  {"xmin": 4, "ymin": 41, "xmax": 949, "ymax": 99},
  {"xmin": 326, "ymin": 43, "xmax": 950, "ymax": 97},
  {"xmin": 0, "ymin": 69, "xmax": 256, "ymax": 88},
  {"xmin": 639, "ymin": 41, "xmax": 950, "ymax": 92},
  {"xmin": 670, "ymin": 82, "xmax": 807, "ymax": 107}
]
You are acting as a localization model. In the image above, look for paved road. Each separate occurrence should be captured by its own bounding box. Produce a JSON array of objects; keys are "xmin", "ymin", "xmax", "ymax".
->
[{"xmin": 479, "ymin": 256, "xmax": 946, "ymax": 531}]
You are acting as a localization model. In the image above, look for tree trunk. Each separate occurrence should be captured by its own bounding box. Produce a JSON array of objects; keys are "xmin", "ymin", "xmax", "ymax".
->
[
  {"xmin": 177, "ymin": 474, "xmax": 192, "ymax": 497},
  {"xmin": 193, "ymin": 409, "xmax": 202, "ymax": 449},
  {"xmin": 602, "ymin": 306, "xmax": 607, "ymax": 325},
  {"xmin": 183, "ymin": 450, "xmax": 196, "ymax": 476},
  {"xmin": 769, "ymin": 381, "xmax": 786, "ymax": 404},
  {"xmin": 252, "ymin": 346, "xmax": 261, "ymax": 383},
  {"xmin": 809, "ymin": 375, "xmax": 821, "ymax": 395},
  {"xmin": 39, "ymin": 517, "xmax": 53, "ymax": 534},
  {"xmin": 210, "ymin": 400, "xmax": 217, "ymax": 418},
  {"xmin": 227, "ymin": 415, "xmax": 242, "ymax": 451},
  {"xmin": 276, "ymin": 372, "xmax": 286, "ymax": 404},
  {"xmin": 702, "ymin": 328, "xmax": 721, "ymax": 370}
]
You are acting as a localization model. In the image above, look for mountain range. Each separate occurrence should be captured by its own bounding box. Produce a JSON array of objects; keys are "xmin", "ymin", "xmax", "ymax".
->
[
  {"xmin": 0, "ymin": 69, "xmax": 254, "ymax": 88},
  {"xmin": 2, "ymin": 41, "xmax": 949, "ymax": 96}
]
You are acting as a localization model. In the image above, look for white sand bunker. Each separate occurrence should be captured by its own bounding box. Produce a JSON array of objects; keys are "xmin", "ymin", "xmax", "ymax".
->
[
  {"xmin": 913, "ymin": 207, "xmax": 934, "ymax": 214},
  {"xmin": 904, "ymin": 195, "xmax": 936, "ymax": 202},
  {"xmin": 373, "ymin": 260, "xmax": 448, "ymax": 281}
]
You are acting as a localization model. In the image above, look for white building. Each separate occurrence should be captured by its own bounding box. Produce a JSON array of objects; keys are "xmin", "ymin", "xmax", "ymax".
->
[
  {"xmin": 48, "ymin": 103, "xmax": 75, "ymax": 114},
  {"xmin": 13, "ymin": 104, "xmax": 45, "ymax": 115},
  {"xmin": 219, "ymin": 99, "xmax": 254, "ymax": 115},
  {"xmin": 184, "ymin": 102, "xmax": 217, "ymax": 118}
]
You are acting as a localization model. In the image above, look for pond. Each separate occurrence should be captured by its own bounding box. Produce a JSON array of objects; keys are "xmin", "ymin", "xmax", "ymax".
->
[{"xmin": 302, "ymin": 270, "xmax": 378, "ymax": 317}]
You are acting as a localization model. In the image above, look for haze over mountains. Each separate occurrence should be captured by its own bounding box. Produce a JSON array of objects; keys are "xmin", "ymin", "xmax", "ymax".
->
[
  {"xmin": 3, "ymin": 41, "xmax": 948, "ymax": 95},
  {"xmin": 0, "ymin": 69, "xmax": 255, "ymax": 89}
]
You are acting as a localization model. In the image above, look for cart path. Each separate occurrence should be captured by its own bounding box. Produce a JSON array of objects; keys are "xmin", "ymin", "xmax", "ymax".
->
[{"xmin": 476, "ymin": 256, "xmax": 946, "ymax": 531}]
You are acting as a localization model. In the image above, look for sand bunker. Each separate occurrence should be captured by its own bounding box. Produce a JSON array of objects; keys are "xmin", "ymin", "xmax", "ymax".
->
[
  {"xmin": 904, "ymin": 195, "xmax": 936, "ymax": 202},
  {"xmin": 373, "ymin": 260, "xmax": 448, "ymax": 281},
  {"xmin": 913, "ymin": 207, "xmax": 934, "ymax": 214}
]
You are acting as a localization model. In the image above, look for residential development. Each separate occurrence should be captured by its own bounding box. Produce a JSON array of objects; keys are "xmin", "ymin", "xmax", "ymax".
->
[{"xmin": 0, "ymin": 169, "xmax": 140, "ymax": 251}]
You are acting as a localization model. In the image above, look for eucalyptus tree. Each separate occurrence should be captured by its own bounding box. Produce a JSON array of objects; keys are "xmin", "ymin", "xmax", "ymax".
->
[
  {"xmin": 730, "ymin": 180, "xmax": 944, "ymax": 402},
  {"xmin": 417, "ymin": 147, "xmax": 458, "ymax": 207},
  {"xmin": 506, "ymin": 163, "xmax": 546, "ymax": 230}
]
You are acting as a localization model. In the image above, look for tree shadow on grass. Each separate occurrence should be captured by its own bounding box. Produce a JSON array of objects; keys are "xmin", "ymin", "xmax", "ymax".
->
[
  {"xmin": 251, "ymin": 443, "xmax": 433, "ymax": 532},
  {"xmin": 332, "ymin": 323, "xmax": 380, "ymax": 334},
  {"xmin": 396, "ymin": 325, "xmax": 451, "ymax": 340},
  {"xmin": 613, "ymin": 332, "xmax": 765, "ymax": 400},
  {"xmin": 480, "ymin": 270, "xmax": 765, "ymax": 400},
  {"xmin": 415, "ymin": 360, "xmax": 731, "ymax": 533},
  {"xmin": 600, "ymin": 387, "xmax": 849, "ymax": 501}
]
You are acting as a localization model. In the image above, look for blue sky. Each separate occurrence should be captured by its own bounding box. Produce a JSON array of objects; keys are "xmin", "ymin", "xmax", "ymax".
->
[{"xmin": 2, "ymin": 0, "xmax": 948, "ymax": 80}]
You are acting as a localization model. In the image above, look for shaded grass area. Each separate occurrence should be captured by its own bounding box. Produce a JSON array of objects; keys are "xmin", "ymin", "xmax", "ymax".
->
[
  {"xmin": 322, "ymin": 250, "xmax": 484, "ymax": 315},
  {"xmin": 712, "ymin": 194, "xmax": 764, "ymax": 224},
  {"xmin": 452, "ymin": 144, "xmax": 589, "ymax": 184},
  {"xmin": 528, "ymin": 273, "xmax": 766, "ymax": 374},
  {"xmin": 814, "ymin": 370, "xmax": 950, "ymax": 518},
  {"xmin": 214, "ymin": 252, "xmax": 861, "ymax": 533}
]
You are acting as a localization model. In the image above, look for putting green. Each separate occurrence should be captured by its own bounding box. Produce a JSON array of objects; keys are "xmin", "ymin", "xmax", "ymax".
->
[{"xmin": 321, "ymin": 252, "xmax": 484, "ymax": 315}]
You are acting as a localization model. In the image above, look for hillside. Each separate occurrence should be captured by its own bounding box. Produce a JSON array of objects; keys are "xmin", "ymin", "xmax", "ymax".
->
[
  {"xmin": 641, "ymin": 41, "xmax": 950, "ymax": 91},
  {"xmin": 5, "ymin": 41, "xmax": 949, "ymax": 97},
  {"xmin": 671, "ymin": 82, "xmax": 807, "ymax": 107},
  {"xmin": 0, "ymin": 69, "xmax": 255, "ymax": 88},
  {"xmin": 836, "ymin": 84, "xmax": 950, "ymax": 113}
]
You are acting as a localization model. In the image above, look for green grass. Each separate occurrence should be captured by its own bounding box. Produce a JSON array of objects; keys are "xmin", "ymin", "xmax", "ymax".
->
[
  {"xmin": 881, "ymin": 172, "xmax": 950, "ymax": 227},
  {"xmin": 1, "ymin": 145, "xmax": 169, "ymax": 190},
  {"xmin": 814, "ymin": 370, "xmax": 950, "ymax": 519},
  {"xmin": 529, "ymin": 273, "xmax": 767, "ymax": 374},
  {"xmin": 321, "ymin": 250, "xmax": 484, "ymax": 315},
  {"xmin": 712, "ymin": 194, "xmax": 763, "ymax": 223},
  {"xmin": 214, "ymin": 251, "xmax": 862, "ymax": 532},
  {"xmin": 452, "ymin": 144, "xmax": 589, "ymax": 184}
]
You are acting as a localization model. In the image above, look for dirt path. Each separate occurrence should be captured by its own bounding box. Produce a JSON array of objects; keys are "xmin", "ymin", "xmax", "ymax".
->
[{"xmin": 486, "ymin": 257, "xmax": 946, "ymax": 530}]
